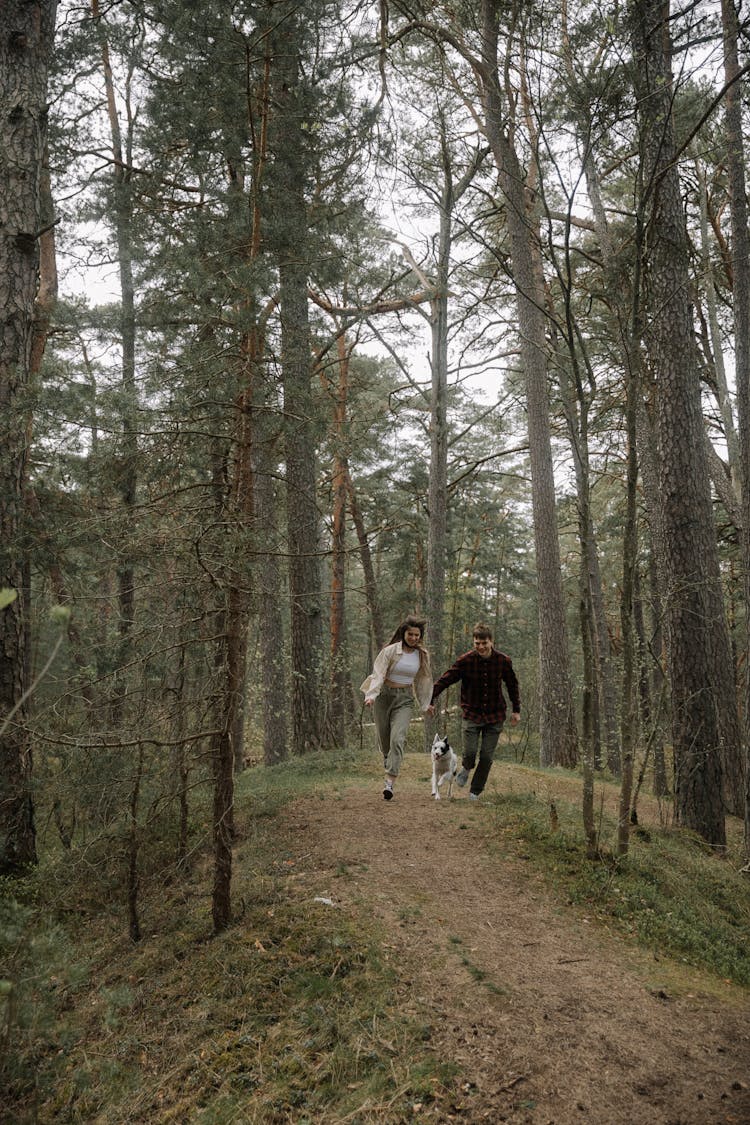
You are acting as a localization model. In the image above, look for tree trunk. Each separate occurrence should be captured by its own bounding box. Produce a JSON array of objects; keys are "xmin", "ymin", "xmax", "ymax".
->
[
  {"xmin": 617, "ymin": 337, "xmax": 640, "ymax": 856},
  {"xmin": 270, "ymin": 7, "xmax": 325, "ymax": 753},
  {"xmin": 632, "ymin": 0, "xmax": 736, "ymax": 846},
  {"xmin": 646, "ymin": 548, "xmax": 670, "ymax": 798},
  {"xmin": 695, "ymin": 159, "xmax": 741, "ymax": 486},
  {"xmin": 210, "ymin": 493, "xmax": 236, "ymax": 932},
  {"xmin": 425, "ymin": 155, "xmax": 450, "ymax": 742},
  {"xmin": 579, "ymin": 572, "xmax": 599, "ymax": 856},
  {"xmin": 211, "ymin": 716, "xmax": 234, "ymax": 932},
  {"xmin": 328, "ymin": 335, "xmax": 351, "ymax": 747},
  {"xmin": 226, "ymin": 325, "xmax": 257, "ymax": 775},
  {"xmin": 347, "ymin": 469, "xmax": 384, "ymax": 653},
  {"xmin": 480, "ymin": 0, "xmax": 578, "ymax": 769},
  {"xmin": 721, "ymin": 0, "xmax": 750, "ymax": 857},
  {"xmin": 557, "ymin": 352, "xmax": 617, "ymax": 774},
  {"xmin": 0, "ymin": 0, "xmax": 57, "ymax": 875},
  {"xmin": 635, "ymin": 398, "xmax": 670, "ymax": 798},
  {"xmin": 127, "ymin": 743, "xmax": 143, "ymax": 942},
  {"xmin": 94, "ymin": 0, "xmax": 139, "ymax": 727},
  {"xmin": 171, "ymin": 624, "xmax": 189, "ymax": 865},
  {"xmin": 255, "ymin": 413, "xmax": 288, "ymax": 767}
]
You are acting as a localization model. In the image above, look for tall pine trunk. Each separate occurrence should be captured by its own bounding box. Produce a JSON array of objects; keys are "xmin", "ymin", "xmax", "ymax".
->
[
  {"xmin": 0, "ymin": 0, "xmax": 57, "ymax": 874},
  {"xmin": 480, "ymin": 0, "xmax": 578, "ymax": 769},
  {"xmin": 93, "ymin": 0, "xmax": 138, "ymax": 726},
  {"xmin": 328, "ymin": 334, "xmax": 351, "ymax": 746},
  {"xmin": 256, "ymin": 431, "xmax": 289, "ymax": 766},
  {"xmin": 425, "ymin": 148, "xmax": 450, "ymax": 742},
  {"xmin": 632, "ymin": 0, "xmax": 736, "ymax": 846},
  {"xmin": 721, "ymin": 0, "xmax": 750, "ymax": 857},
  {"xmin": 270, "ymin": 7, "xmax": 325, "ymax": 752}
]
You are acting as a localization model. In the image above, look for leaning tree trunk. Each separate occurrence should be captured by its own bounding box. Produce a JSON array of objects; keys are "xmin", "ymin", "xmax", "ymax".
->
[
  {"xmin": 480, "ymin": 0, "xmax": 578, "ymax": 769},
  {"xmin": 0, "ymin": 0, "xmax": 57, "ymax": 875},
  {"xmin": 631, "ymin": 0, "xmax": 738, "ymax": 847}
]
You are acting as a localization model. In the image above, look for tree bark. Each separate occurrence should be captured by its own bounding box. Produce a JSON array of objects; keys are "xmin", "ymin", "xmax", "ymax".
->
[
  {"xmin": 346, "ymin": 469, "xmax": 384, "ymax": 653},
  {"xmin": 420, "ymin": 128, "xmax": 485, "ymax": 744},
  {"xmin": 92, "ymin": 0, "xmax": 139, "ymax": 726},
  {"xmin": 210, "ymin": 455, "xmax": 235, "ymax": 932},
  {"xmin": 255, "ymin": 399, "xmax": 289, "ymax": 767},
  {"xmin": 617, "ymin": 333, "xmax": 640, "ymax": 856},
  {"xmin": 480, "ymin": 0, "xmax": 578, "ymax": 769},
  {"xmin": 127, "ymin": 743, "xmax": 143, "ymax": 942},
  {"xmin": 720, "ymin": 0, "xmax": 750, "ymax": 857},
  {"xmin": 557, "ymin": 353, "xmax": 617, "ymax": 774},
  {"xmin": 270, "ymin": 6, "xmax": 325, "ymax": 752},
  {"xmin": 0, "ymin": 0, "xmax": 57, "ymax": 875},
  {"xmin": 424, "ymin": 131, "xmax": 451, "ymax": 743},
  {"xmin": 579, "ymin": 571, "xmax": 599, "ymax": 856},
  {"xmin": 328, "ymin": 334, "xmax": 351, "ymax": 746},
  {"xmin": 695, "ymin": 159, "xmax": 741, "ymax": 487},
  {"xmin": 631, "ymin": 0, "xmax": 736, "ymax": 846}
]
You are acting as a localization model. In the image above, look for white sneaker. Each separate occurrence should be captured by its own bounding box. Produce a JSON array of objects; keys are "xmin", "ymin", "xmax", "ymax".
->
[
  {"xmin": 455, "ymin": 768, "xmax": 469, "ymax": 788},
  {"xmin": 469, "ymin": 793, "xmax": 479, "ymax": 801}
]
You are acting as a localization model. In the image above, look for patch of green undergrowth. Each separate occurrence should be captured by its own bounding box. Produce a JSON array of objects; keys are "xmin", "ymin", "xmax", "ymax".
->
[
  {"xmin": 492, "ymin": 790, "xmax": 750, "ymax": 987},
  {"xmin": 4, "ymin": 748, "xmax": 454, "ymax": 1124},
  {"xmin": 0, "ymin": 870, "xmax": 92, "ymax": 1110},
  {"xmin": 239, "ymin": 746, "xmax": 375, "ymax": 811}
]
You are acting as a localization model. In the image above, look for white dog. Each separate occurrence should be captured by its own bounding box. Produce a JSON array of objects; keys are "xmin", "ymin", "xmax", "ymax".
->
[{"xmin": 431, "ymin": 733, "xmax": 458, "ymax": 800}]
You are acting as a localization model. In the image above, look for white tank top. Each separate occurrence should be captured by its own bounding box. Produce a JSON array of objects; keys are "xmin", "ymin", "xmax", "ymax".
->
[{"xmin": 389, "ymin": 648, "xmax": 420, "ymax": 685}]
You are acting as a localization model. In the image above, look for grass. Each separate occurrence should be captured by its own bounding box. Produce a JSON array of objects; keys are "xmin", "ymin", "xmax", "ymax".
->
[
  {"xmin": 1, "ymin": 748, "xmax": 457, "ymax": 1124},
  {"xmin": 483, "ymin": 774, "xmax": 750, "ymax": 988},
  {"xmin": 2, "ymin": 745, "xmax": 749, "ymax": 1123}
]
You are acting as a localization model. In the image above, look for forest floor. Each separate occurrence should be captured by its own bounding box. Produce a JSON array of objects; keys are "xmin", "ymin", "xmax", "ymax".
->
[{"xmin": 281, "ymin": 754, "xmax": 750, "ymax": 1124}]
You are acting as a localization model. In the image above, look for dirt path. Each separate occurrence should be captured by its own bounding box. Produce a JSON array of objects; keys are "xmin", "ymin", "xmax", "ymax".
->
[{"xmin": 283, "ymin": 758, "xmax": 750, "ymax": 1124}]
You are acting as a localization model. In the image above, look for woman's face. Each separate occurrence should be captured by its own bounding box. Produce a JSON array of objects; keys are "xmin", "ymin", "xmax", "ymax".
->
[{"xmin": 403, "ymin": 626, "xmax": 422, "ymax": 648}]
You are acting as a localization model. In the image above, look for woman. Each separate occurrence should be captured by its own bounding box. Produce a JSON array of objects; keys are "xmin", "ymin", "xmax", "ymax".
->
[{"xmin": 361, "ymin": 615, "xmax": 434, "ymax": 800}]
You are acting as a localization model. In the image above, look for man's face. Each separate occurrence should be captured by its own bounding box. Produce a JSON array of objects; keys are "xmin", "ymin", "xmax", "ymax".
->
[{"xmin": 473, "ymin": 635, "xmax": 492, "ymax": 658}]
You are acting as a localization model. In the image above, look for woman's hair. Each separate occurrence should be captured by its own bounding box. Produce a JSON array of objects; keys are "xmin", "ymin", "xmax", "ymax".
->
[{"xmin": 388, "ymin": 615, "xmax": 426, "ymax": 645}]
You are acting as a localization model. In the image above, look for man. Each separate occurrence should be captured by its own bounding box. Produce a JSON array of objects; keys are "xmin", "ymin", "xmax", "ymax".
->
[{"xmin": 430, "ymin": 623, "xmax": 520, "ymax": 800}]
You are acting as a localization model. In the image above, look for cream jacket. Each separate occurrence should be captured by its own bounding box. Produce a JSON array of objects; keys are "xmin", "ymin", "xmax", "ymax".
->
[{"xmin": 360, "ymin": 641, "xmax": 433, "ymax": 711}]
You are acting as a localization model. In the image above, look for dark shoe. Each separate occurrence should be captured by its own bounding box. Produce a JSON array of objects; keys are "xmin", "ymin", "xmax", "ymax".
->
[{"xmin": 455, "ymin": 768, "xmax": 469, "ymax": 788}]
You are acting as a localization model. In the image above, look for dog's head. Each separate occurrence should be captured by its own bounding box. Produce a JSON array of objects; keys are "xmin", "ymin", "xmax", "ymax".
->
[{"xmin": 431, "ymin": 733, "xmax": 451, "ymax": 761}]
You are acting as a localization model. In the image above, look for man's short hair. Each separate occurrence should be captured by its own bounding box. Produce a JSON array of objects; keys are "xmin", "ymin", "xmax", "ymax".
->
[{"xmin": 472, "ymin": 623, "xmax": 493, "ymax": 640}]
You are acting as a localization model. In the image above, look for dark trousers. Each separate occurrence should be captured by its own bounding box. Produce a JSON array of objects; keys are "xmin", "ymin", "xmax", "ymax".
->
[{"xmin": 462, "ymin": 720, "xmax": 503, "ymax": 795}]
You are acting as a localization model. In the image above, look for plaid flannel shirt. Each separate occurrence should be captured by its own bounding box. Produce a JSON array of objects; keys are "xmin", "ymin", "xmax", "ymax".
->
[{"xmin": 431, "ymin": 648, "xmax": 520, "ymax": 724}]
